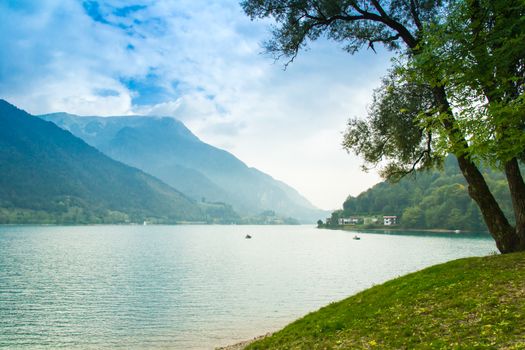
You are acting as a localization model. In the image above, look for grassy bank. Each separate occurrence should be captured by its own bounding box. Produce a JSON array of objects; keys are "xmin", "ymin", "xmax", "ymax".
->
[{"xmin": 246, "ymin": 252, "xmax": 525, "ymax": 349}]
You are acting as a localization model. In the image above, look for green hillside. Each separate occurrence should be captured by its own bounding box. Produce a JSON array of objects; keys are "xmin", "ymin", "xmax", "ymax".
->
[
  {"xmin": 0, "ymin": 100, "xmax": 205, "ymax": 224},
  {"xmin": 40, "ymin": 113, "xmax": 327, "ymax": 223},
  {"xmin": 327, "ymin": 157, "xmax": 513, "ymax": 231},
  {"xmin": 246, "ymin": 252, "xmax": 525, "ymax": 349}
]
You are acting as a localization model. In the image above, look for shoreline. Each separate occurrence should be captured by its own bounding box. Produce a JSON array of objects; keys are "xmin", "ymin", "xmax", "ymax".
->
[
  {"xmin": 321, "ymin": 225, "xmax": 489, "ymax": 234},
  {"xmin": 216, "ymin": 333, "xmax": 272, "ymax": 350},
  {"xmin": 215, "ymin": 253, "xmax": 525, "ymax": 348},
  {"xmin": 222, "ymin": 228, "xmax": 491, "ymax": 349}
]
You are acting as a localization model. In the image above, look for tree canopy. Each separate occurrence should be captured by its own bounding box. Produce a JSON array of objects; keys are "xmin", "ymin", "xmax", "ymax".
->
[{"xmin": 241, "ymin": 0, "xmax": 525, "ymax": 253}]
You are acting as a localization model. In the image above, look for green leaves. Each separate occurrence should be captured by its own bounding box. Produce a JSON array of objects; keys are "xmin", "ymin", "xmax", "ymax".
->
[
  {"xmin": 241, "ymin": 0, "xmax": 525, "ymax": 171},
  {"xmin": 241, "ymin": 0, "xmax": 525, "ymax": 251},
  {"xmin": 411, "ymin": 0, "xmax": 525, "ymax": 166},
  {"xmin": 342, "ymin": 68, "xmax": 442, "ymax": 179}
]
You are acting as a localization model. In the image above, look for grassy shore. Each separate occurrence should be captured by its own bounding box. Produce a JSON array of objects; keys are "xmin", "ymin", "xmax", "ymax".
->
[{"xmin": 244, "ymin": 252, "xmax": 525, "ymax": 349}]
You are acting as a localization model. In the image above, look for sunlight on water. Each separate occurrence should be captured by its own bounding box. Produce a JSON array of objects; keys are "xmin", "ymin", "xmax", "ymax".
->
[{"xmin": 0, "ymin": 225, "xmax": 495, "ymax": 349}]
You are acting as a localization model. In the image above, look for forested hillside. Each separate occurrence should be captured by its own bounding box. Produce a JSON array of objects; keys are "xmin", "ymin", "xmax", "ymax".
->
[
  {"xmin": 0, "ymin": 100, "xmax": 206, "ymax": 224},
  {"xmin": 41, "ymin": 113, "xmax": 326, "ymax": 223},
  {"xmin": 331, "ymin": 157, "xmax": 514, "ymax": 232}
]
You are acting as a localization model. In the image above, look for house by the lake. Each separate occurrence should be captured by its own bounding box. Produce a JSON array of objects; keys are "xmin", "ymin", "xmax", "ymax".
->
[
  {"xmin": 338, "ymin": 217, "xmax": 360, "ymax": 225},
  {"xmin": 383, "ymin": 215, "xmax": 398, "ymax": 226}
]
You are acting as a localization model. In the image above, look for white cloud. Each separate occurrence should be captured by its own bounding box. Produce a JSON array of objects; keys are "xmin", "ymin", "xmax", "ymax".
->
[{"xmin": 0, "ymin": 0, "xmax": 392, "ymax": 209}]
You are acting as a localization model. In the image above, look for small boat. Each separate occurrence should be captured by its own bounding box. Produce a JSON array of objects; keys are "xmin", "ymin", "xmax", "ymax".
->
[
  {"xmin": 245, "ymin": 234, "xmax": 252, "ymax": 239},
  {"xmin": 353, "ymin": 235, "xmax": 361, "ymax": 240}
]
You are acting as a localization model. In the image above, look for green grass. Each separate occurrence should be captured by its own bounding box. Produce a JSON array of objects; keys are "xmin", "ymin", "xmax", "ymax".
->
[{"xmin": 246, "ymin": 252, "xmax": 525, "ymax": 349}]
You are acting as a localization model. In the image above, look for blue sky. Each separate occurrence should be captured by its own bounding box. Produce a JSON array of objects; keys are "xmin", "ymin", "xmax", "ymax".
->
[{"xmin": 0, "ymin": 0, "xmax": 392, "ymax": 210}]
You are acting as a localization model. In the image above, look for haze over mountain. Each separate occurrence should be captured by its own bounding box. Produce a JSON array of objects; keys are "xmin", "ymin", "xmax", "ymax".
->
[
  {"xmin": 41, "ymin": 113, "xmax": 327, "ymax": 222},
  {"xmin": 0, "ymin": 99, "xmax": 206, "ymax": 224}
]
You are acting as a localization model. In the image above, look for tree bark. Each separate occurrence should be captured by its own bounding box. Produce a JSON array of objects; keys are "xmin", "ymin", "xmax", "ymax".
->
[
  {"xmin": 505, "ymin": 158, "xmax": 525, "ymax": 250},
  {"xmin": 432, "ymin": 85, "xmax": 520, "ymax": 253},
  {"xmin": 457, "ymin": 155, "xmax": 518, "ymax": 253}
]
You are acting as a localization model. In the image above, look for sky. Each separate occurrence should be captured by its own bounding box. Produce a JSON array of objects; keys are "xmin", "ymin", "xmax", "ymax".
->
[{"xmin": 0, "ymin": 0, "xmax": 392, "ymax": 210}]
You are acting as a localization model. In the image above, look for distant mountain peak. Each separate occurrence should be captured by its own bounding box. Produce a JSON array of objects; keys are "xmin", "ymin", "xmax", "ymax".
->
[
  {"xmin": 41, "ymin": 112, "xmax": 327, "ymax": 222},
  {"xmin": 0, "ymin": 100, "xmax": 209, "ymax": 224},
  {"xmin": 0, "ymin": 99, "xmax": 22, "ymax": 112}
]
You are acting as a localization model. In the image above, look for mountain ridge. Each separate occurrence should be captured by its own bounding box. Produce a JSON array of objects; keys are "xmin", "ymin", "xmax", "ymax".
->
[
  {"xmin": 41, "ymin": 112, "xmax": 327, "ymax": 223},
  {"xmin": 0, "ymin": 99, "xmax": 207, "ymax": 224}
]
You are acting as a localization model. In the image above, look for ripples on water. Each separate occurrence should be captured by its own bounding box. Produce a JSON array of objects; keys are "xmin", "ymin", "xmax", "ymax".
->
[{"xmin": 0, "ymin": 225, "xmax": 495, "ymax": 349}]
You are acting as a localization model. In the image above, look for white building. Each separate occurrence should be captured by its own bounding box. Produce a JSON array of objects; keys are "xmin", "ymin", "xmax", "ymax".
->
[
  {"xmin": 383, "ymin": 216, "xmax": 398, "ymax": 226},
  {"xmin": 338, "ymin": 217, "xmax": 360, "ymax": 225}
]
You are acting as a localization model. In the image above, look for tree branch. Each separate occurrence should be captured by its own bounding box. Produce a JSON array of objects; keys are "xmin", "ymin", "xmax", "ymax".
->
[
  {"xmin": 350, "ymin": 3, "xmax": 419, "ymax": 49},
  {"xmin": 388, "ymin": 131, "xmax": 432, "ymax": 179},
  {"xmin": 370, "ymin": 0, "xmax": 389, "ymax": 18},
  {"xmin": 409, "ymin": 0, "xmax": 423, "ymax": 30},
  {"xmin": 368, "ymin": 33, "xmax": 401, "ymax": 52}
]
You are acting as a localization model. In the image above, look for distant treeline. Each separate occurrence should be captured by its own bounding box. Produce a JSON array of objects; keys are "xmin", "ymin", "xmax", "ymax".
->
[
  {"xmin": 0, "ymin": 199, "xmax": 298, "ymax": 225},
  {"xmin": 0, "ymin": 197, "xmax": 238, "ymax": 225},
  {"xmin": 0, "ymin": 100, "xmax": 302, "ymax": 226},
  {"xmin": 328, "ymin": 156, "xmax": 514, "ymax": 232}
]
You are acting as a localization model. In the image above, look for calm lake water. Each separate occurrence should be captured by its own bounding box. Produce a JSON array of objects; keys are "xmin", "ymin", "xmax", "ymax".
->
[{"xmin": 0, "ymin": 225, "xmax": 495, "ymax": 349}]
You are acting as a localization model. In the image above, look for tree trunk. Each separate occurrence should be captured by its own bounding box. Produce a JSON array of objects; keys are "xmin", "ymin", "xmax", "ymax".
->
[
  {"xmin": 432, "ymin": 85, "xmax": 520, "ymax": 253},
  {"xmin": 456, "ymin": 155, "xmax": 518, "ymax": 253},
  {"xmin": 362, "ymin": 0, "xmax": 523, "ymax": 253},
  {"xmin": 505, "ymin": 158, "xmax": 525, "ymax": 250}
]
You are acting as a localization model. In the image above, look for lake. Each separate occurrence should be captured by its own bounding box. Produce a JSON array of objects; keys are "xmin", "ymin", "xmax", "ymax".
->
[{"xmin": 0, "ymin": 225, "xmax": 495, "ymax": 349}]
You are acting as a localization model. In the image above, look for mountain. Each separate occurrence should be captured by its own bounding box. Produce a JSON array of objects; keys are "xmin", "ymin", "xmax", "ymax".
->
[
  {"xmin": 40, "ymin": 113, "xmax": 326, "ymax": 223},
  {"xmin": 0, "ymin": 99, "xmax": 206, "ymax": 224},
  {"xmin": 327, "ymin": 156, "xmax": 513, "ymax": 231}
]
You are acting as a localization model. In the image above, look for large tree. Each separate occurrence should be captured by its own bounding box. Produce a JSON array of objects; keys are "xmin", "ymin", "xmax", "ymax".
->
[{"xmin": 241, "ymin": 0, "xmax": 525, "ymax": 253}]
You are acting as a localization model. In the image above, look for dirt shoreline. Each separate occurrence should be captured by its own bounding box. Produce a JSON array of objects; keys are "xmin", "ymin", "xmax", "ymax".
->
[{"xmin": 215, "ymin": 333, "xmax": 272, "ymax": 350}]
